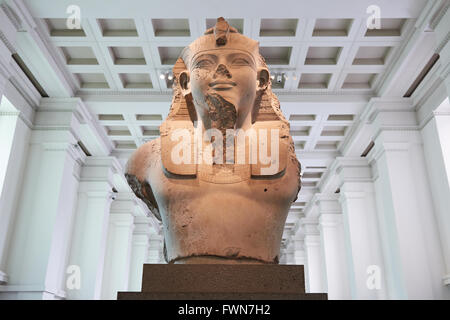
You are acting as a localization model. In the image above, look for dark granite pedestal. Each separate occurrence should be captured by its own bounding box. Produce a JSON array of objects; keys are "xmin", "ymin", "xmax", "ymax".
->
[{"xmin": 117, "ymin": 264, "xmax": 327, "ymax": 300}]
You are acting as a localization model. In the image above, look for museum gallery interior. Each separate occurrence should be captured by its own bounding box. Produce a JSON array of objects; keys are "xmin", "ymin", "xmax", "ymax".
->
[{"xmin": 0, "ymin": 0, "xmax": 449, "ymax": 300}]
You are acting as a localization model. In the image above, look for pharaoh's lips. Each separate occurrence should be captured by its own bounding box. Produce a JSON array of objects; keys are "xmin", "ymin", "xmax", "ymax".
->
[{"xmin": 209, "ymin": 81, "xmax": 237, "ymax": 90}]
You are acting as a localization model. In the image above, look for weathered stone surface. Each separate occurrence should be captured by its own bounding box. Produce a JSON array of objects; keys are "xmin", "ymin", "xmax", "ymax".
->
[
  {"xmin": 140, "ymin": 264, "xmax": 306, "ymax": 293},
  {"xmin": 125, "ymin": 18, "xmax": 302, "ymax": 264},
  {"xmin": 117, "ymin": 292, "xmax": 327, "ymax": 300},
  {"xmin": 117, "ymin": 264, "xmax": 327, "ymax": 300}
]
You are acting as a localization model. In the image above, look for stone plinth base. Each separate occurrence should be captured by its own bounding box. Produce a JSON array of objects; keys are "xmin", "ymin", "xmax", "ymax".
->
[{"xmin": 118, "ymin": 264, "xmax": 327, "ymax": 300}]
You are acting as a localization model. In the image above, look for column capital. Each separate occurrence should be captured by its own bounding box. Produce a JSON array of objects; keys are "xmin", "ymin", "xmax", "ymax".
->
[
  {"xmin": 361, "ymin": 98, "xmax": 422, "ymax": 147},
  {"xmin": 319, "ymin": 157, "xmax": 373, "ymax": 193},
  {"xmin": 335, "ymin": 157, "xmax": 372, "ymax": 181},
  {"xmin": 367, "ymin": 130, "xmax": 424, "ymax": 166},
  {"xmin": 300, "ymin": 217, "xmax": 320, "ymax": 236},
  {"xmin": 110, "ymin": 192, "xmax": 138, "ymax": 215},
  {"xmin": 338, "ymin": 191, "xmax": 367, "ymax": 205},
  {"xmin": 79, "ymin": 157, "xmax": 122, "ymax": 188},
  {"xmin": 304, "ymin": 193, "xmax": 341, "ymax": 219},
  {"xmin": 108, "ymin": 212, "xmax": 134, "ymax": 227},
  {"xmin": 148, "ymin": 234, "xmax": 163, "ymax": 249},
  {"xmin": 319, "ymin": 213, "xmax": 343, "ymax": 229},
  {"xmin": 133, "ymin": 216, "xmax": 155, "ymax": 236},
  {"xmin": 33, "ymin": 98, "xmax": 113, "ymax": 157},
  {"xmin": 362, "ymin": 98, "xmax": 415, "ymax": 124},
  {"xmin": 77, "ymin": 157, "xmax": 127, "ymax": 197},
  {"xmin": 34, "ymin": 98, "xmax": 86, "ymax": 129}
]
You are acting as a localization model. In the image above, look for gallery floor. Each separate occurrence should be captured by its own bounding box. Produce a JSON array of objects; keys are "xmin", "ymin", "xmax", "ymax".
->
[{"xmin": 0, "ymin": 0, "xmax": 449, "ymax": 299}]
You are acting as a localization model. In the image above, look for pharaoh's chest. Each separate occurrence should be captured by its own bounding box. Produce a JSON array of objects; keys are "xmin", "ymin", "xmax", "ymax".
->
[{"xmin": 148, "ymin": 161, "xmax": 299, "ymax": 212}]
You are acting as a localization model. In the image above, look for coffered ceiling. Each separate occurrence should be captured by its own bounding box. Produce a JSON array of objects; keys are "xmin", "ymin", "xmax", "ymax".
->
[
  {"xmin": 36, "ymin": 16, "xmax": 411, "ymax": 94},
  {"xmin": 21, "ymin": 0, "xmax": 430, "ymax": 242}
]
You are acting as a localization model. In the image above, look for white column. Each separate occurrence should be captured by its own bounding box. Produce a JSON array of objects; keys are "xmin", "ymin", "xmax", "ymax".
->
[
  {"xmin": 66, "ymin": 157, "xmax": 120, "ymax": 300},
  {"xmin": 147, "ymin": 234, "xmax": 163, "ymax": 264},
  {"xmin": 0, "ymin": 100, "xmax": 31, "ymax": 285},
  {"xmin": 0, "ymin": 101, "xmax": 86, "ymax": 299},
  {"xmin": 100, "ymin": 193, "xmax": 136, "ymax": 300},
  {"xmin": 430, "ymin": 7, "xmax": 450, "ymax": 288},
  {"xmin": 336, "ymin": 158, "xmax": 386, "ymax": 299},
  {"xmin": 293, "ymin": 238, "xmax": 305, "ymax": 265},
  {"xmin": 284, "ymin": 239, "xmax": 295, "ymax": 265},
  {"xmin": 421, "ymin": 101, "xmax": 450, "ymax": 287},
  {"xmin": 128, "ymin": 216, "xmax": 153, "ymax": 292},
  {"xmin": 369, "ymin": 104, "xmax": 448, "ymax": 299},
  {"xmin": 317, "ymin": 195, "xmax": 351, "ymax": 300},
  {"xmin": 301, "ymin": 218, "xmax": 325, "ymax": 293}
]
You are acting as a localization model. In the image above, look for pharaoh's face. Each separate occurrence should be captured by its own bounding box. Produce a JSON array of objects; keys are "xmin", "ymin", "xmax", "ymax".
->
[
  {"xmin": 180, "ymin": 49, "xmax": 268, "ymax": 129},
  {"xmin": 190, "ymin": 49, "xmax": 257, "ymax": 115}
]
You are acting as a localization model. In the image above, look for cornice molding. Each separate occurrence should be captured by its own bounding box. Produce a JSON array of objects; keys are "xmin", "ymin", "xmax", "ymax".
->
[
  {"xmin": 0, "ymin": 30, "xmax": 15, "ymax": 53},
  {"xmin": 430, "ymin": 1, "xmax": 450, "ymax": 30},
  {"xmin": 318, "ymin": 213, "xmax": 343, "ymax": 229},
  {"xmin": 77, "ymin": 89, "xmax": 374, "ymax": 99},
  {"xmin": 436, "ymin": 31, "xmax": 450, "ymax": 54},
  {"xmin": 0, "ymin": 3, "xmax": 21, "ymax": 31},
  {"xmin": 0, "ymin": 109, "xmax": 33, "ymax": 129},
  {"xmin": 363, "ymin": 98, "xmax": 415, "ymax": 124},
  {"xmin": 35, "ymin": 97, "xmax": 114, "ymax": 155},
  {"xmin": 0, "ymin": 110, "xmax": 20, "ymax": 116},
  {"xmin": 319, "ymin": 156, "xmax": 375, "ymax": 196},
  {"xmin": 374, "ymin": 20, "xmax": 418, "ymax": 96}
]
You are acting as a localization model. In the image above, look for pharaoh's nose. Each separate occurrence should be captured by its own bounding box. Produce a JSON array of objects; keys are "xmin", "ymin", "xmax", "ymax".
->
[{"xmin": 213, "ymin": 64, "xmax": 232, "ymax": 79}]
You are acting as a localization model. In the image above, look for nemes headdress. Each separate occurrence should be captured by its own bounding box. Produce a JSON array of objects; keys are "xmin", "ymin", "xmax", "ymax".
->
[
  {"xmin": 166, "ymin": 17, "xmax": 287, "ymax": 124},
  {"xmin": 160, "ymin": 18, "xmax": 298, "ymax": 180},
  {"xmin": 181, "ymin": 17, "xmax": 260, "ymax": 69}
]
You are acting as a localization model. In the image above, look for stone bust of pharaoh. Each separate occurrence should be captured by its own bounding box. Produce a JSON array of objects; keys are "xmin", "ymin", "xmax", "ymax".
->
[{"xmin": 126, "ymin": 18, "xmax": 301, "ymax": 264}]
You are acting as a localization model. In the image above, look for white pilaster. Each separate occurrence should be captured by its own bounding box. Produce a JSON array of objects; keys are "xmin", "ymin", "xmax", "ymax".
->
[
  {"xmin": 317, "ymin": 195, "xmax": 351, "ymax": 300},
  {"xmin": 284, "ymin": 239, "xmax": 296, "ymax": 265},
  {"xmin": 0, "ymin": 99, "xmax": 86, "ymax": 299},
  {"xmin": 147, "ymin": 234, "xmax": 163, "ymax": 264},
  {"xmin": 421, "ymin": 4, "xmax": 450, "ymax": 289},
  {"xmin": 293, "ymin": 238, "xmax": 305, "ymax": 266},
  {"xmin": 100, "ymin": 192, "xmax": 136, "ymax": 300},
  {"xmin": 65, "ymin": 157, "xmax": 120, "ymax": 300},
  {"xmin": 301, "ymin": 218, "xmax": 325, "ymax": 293},
  {"xmin": 420, "ymin": 101, "xmax": 450, "ymax": 287},
  {"xmin": 0, "ymin": 98, "xmax": 31, "ymax": 285},
  {"xmin": 368, "ymin": 102, "xmax": 448, "ymax": 299},
  {"xmin": 128, "ymin": 216, "xmax": 153, "ymax": 292},
  {"xmin": 335, "ymin": 158, "xmax": 386, "ymax": 299}
]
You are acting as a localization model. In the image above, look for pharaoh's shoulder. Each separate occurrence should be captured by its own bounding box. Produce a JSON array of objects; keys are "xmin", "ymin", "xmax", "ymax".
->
[
  {"xmin": 286, "ymin": 134, "xmax": 302, "ymax": 201},
  {"xmin": 125, "ymin": 138, "xmax": 162, "ymax": 220},
  {"xmin": 125, "ymin": 138, "xmax": 161, "ymax": 181}
]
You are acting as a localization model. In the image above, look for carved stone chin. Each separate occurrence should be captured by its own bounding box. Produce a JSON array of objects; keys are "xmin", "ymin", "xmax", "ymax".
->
[{"xmin": 126, "ymin": 17, "xmax": 301, "ymax": 264}]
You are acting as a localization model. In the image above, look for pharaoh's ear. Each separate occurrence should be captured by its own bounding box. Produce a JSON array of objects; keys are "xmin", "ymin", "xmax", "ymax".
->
[
  {"xmin": 179, "ymin": 70, "xmax": 191, "ymax": 96},
  {"xmin": 257, "ymin": 68, "xmax": 269, "ymax": 92}
]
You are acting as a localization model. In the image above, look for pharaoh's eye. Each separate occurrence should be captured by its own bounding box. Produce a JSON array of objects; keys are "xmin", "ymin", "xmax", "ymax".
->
[
  {"xmin": 194, "ymin": 59, "xmax": 214, "ymax": 69},
  {"xmin": 232, "ymin": 58, "xmax": 250, "ymax": 66}
]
